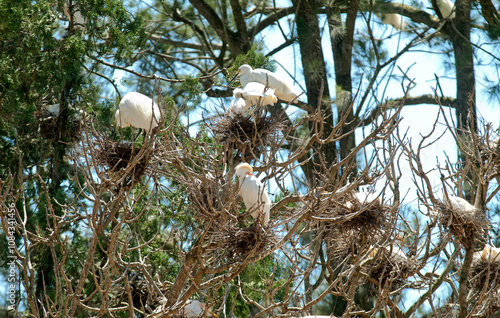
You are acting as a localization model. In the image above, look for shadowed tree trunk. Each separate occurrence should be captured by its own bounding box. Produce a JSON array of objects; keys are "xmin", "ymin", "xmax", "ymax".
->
[{"xmin": 292, "ymin": 0, "xmax": 335, "ymax": 185}]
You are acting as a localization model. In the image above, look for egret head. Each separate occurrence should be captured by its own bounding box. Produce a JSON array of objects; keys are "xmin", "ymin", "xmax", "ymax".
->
[
  {"xmin": 228, "ymin": 64, "xmax": 253, "ymax": 86},
  {"xmin": 235, "ymin": 162, "xmax": 253, "ymax": 180},
  {"xmin": 238, "ymin": 64, "xmax": 252, "ymax": 75}
]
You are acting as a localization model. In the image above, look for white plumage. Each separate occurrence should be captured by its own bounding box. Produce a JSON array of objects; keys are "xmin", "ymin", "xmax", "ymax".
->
[
  {"xmin": 436, "ymin": 0, "xmax": 455, "ymax": 18},
  {"xmin": 232, "ymin": 64, "xmax": 299, "ymax": 103},
  {"xmin": 115, "ymin": 92, "xmax": 161, "ymax": 132},
  {"xmin": 376, "ymin": 13, "xmax": 407, "ymax": 30},
  {"xmin": 226, "ymin": 97, "xmax": 249, "ymax": 118},
  {"xmin": 184, "ymin": 300, "xmax": 215, "ymax": 317},
  {"xmin": 233, "ymin": 82, "xmax": 278, "ymax": 108},
  {"xmin": 442, "ymin": 195, "xmax": 477, "ymax": 215},
  {"xmin": 346, "ymin": 191, "xmax": 380, "ymax": 209},
  {"xmin": 234, "ymin": 163, "xmax": 271, "ymax": 226},
  {"xmin": 43, "ymin": 103, "xmax": 61, "ymax": 116},
  {"xmin": 481, "ymin": 245, "xmax": 500, "ymax": 263},
  {"xmin": 353, "ymin": 192, "xmax": 380, "ymax": 205}
]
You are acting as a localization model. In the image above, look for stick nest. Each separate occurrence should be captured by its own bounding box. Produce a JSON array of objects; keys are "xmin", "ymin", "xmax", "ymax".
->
[
  {"xmin": 363, "ymin": 250, "xmax": 418, "ymax": 288},
  {"xmin": 211, "ymin": 113, "xmax": 286, "ymax": 162},
  {"xmin": 311, "ymin": 193, "xmax": 396, "ymax": 256},
  {"xmin": 435, "ymin": 202, "xmax": 488, "ymax": 249},
  {"xmin": 95, "ymin": 139, "xmax": 153, "ymax": 190},
  {"xmin": 470, "ymin": 257, "xmax": 500, "ymax": 290},
  {"xmin": 209, "ymin": 223, "xmax": 277, "ymax": 260},
  {"xmin": 35, "ymin": 109, "xmax": 82, "ymax": 140}
]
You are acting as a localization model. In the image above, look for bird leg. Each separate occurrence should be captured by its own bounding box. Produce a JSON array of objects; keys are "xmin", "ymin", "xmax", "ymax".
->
[{"xmin": 133, "ymin": 129, "xmax": 143, "ymax": 142}]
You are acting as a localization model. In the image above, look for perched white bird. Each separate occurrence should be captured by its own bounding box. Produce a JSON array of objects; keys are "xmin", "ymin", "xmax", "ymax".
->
[
  {"xmin": 230, "ymin": 64, "xmax": 299, "ymax": 103},
  {"xmin": 115, "ymin": 92, "xmax": 161, "ymax": 132},
  {"xmin": 436, "ymin": 0, "xmax": 455, "ymax": 18},
  {"xmin": 233, "ymin": 82, "xmax": 278, "ymax": 108},
  {"xmin": 42, "ymin": 103, "xmax": 61, "ymax": 116},
  {"xmin": 442, "ymin": 195, "xmax": 477, "ymax": 216},
  {"xmin": 184, "ymin": 300, "xmax": 215, "ymax": 317},
  {"xmin": 226, "ymin": 97, "xmax": 249, "ymax": 118},
  {"xmin": 346, "ymin": 191, "xmax": 380, "ymax": 209},
  {"xmin": 481, "ymin": 245, "xmax": 500, "ymax": 263},
  {"xmin": 234, "ymin": 163, "xmax": 271, "ymax": 226},
  {"xmin": 376, "ymin": 13, "xmax": 407, "ymax": 31}
]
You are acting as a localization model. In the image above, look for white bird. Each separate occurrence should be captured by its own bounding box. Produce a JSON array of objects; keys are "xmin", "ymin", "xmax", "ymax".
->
[
  {"xmin": 42, "ymin": 103, "xmax": 61, "ymax": 116},
  {"xmin": 481, "ymin": 245, "xmax": 500, "ymax": 263},
  {"xmin": 233, "ymin": 82, "xmax": 278, "ymax": 108},
  {"xmin": 346, "ymin": 191, "xmax": 380, "ymax": 209},
  {"xmin": 184, "ymin": 300, "xmax": 215, "ymax": 317},
  {"xmin": 436, "ymin": 0, "xmax": 455, "ymax": 18},
  {"xmin": 115, "ymin": 92, "xmax": 161, "ymax": 132},
  {"xmin": 230, "ymin": 64, "xmax": 299, "ymax": 103},
  {"xmin": 234, "ymin": 163, "xmax": 271, "ymax": 226},
  {"xmin": 376, "ymin": 13, "xmax": 407, "ymax": 31},
  {"xmin": 226, "ymin": 97, "xmax": 249, "ymax": 118},
  {"xmin": 442, "ymin": 195, "xmax": 477, "ymax": 216}
]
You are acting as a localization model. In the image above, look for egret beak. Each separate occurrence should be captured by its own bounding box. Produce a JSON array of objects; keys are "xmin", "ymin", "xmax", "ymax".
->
[{"xmin": 227, "ymin": 70, "xmax": 240, "ymax": 86}]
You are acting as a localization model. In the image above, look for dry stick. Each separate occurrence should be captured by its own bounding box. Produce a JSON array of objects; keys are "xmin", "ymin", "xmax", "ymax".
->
[{"xmin": 403, "ymin": 244, "xmax": 460, "ymax": 318}]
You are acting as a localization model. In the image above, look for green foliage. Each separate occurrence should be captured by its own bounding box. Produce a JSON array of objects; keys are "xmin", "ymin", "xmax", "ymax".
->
[{"xmin": 227, "ymin": 46, "xmax": 276, "ymax": 84}]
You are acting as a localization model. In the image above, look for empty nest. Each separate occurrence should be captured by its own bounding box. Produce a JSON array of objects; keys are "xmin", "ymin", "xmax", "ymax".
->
[
  {"xmin": 435, "ymin": 202, "xmax": 488, "ymax": 249},
  {"xmin": 36, "ymin": 108, "xmax": 82, "ymax": 141},
  {"xmin": 210, "ymin": 223, "xmax": 277, "ymax": 259},
  {"xmin": 95, "ymin": 139, "xmax": 152, "ymax": 189}
]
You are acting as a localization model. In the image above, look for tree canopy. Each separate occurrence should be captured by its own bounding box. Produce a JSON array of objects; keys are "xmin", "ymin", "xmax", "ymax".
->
[{"xmin": 1, "ymin": 0, "xmax": 500, "ymax": 317}]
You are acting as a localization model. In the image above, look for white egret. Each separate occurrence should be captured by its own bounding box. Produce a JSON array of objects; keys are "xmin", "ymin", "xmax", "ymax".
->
[
  {"xmin": 376, "ymin": 13, "xmax": 407, "ymax": 31},
  {"xmin": 226, "ymin": 97, "xmax": 248, "ymax": 118},
  {"xmin": 346, "ymin": 191, "xmax": 380, "ymax": 209},
  {"xmin": 436, "ymin": 0, "xmax": 455, "ymax": 18},
  {"xmin": 481, "ymin": 245, "xmax": 500, "ymax": 263},
  {"xmin": 42, "ymin": 103, "xmax": 61, "ymax": 116},
  {"xmin": 233, "ymin": 82, "xmax": 278, "ymax": 108},
  {"xmin": 229, "ymin": 64, "xmax": 299, "ymax": 103},
  {"xmin": 442, "ymin": 194, "xmax": 477, "ymax": 216},
  {"xmin": 234, "ymin": 163, "xmax": 271, "ymax": 226},
  {"xmin": 184, "ymin": 300, "xmax": 215, "ymax": 317},
  {"xmin": 115, "ymin": 92, "xmax": 161, "ymax": 133}
]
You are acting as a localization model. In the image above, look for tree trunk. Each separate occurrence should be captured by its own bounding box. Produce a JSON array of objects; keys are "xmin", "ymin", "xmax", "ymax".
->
[{"xmin": 292, "ymin": 0, "xmax": 335, "ymax": 182}]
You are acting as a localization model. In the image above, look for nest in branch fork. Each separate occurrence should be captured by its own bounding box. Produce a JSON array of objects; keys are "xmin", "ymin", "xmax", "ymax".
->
[
  {"xmin": 479, "ymin": 135, "xmax": 500, "ymax": 169},
  {"xmin": 35, "ymin": 107, "xmax": 82, "ymax": 141},
  {"xmin": 115, "ymin": 272, "xmax": 167, "ymax": 314},
  {"xmin": 434, "ymin": 202, "xmax": 488, "ymax": 249},
  {"xmin": 211, "ymin": 113, "xmax": 286, "ymax": 162},
  {"xmin": 95, "ymin": 138, "xmax": 153, "ymax": 190},
  {"xmin": 470, "ymin": 256, "xmax": 500, "ymax": 291},
  {"xmin": 310, "ymin": 192, "xmax": 396, "ymax": 256},
  {"xmin": 362, "ymin": 247, "xmax": 418, "ymax": 288},
  {"xmin": 208, "ymin": 222, "xmax": 277, "ymax": 260}
]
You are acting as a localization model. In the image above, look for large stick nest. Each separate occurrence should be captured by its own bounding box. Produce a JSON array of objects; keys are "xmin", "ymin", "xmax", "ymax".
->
[
  {"xmin": 470, "ymin": 257, "xmax": 500, "ymax": 290},
  {"xmin": 435, "ymin": 202, "xmax": 488, "ymax": 249},
  {"xmin": 211, "ymin": 113, "xmax": 286, "ymax": 162},
  {"xmin": 310, "ymin": 193, "xmax": 397, "ymax": 256},
  {"xmin": 208, "ymin": 223, "xmax": 277, "ymax": 260},
  {"xmin": 362, "ymin": 248, "xmax": 418, "ymax": 289},
  {"xmin": 94, "ymin": 138, "xmax": 154, "ymax": 190},
  {"xmin": 35, "ymin": 108, "xmax": 83, "ymax": 141}
]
